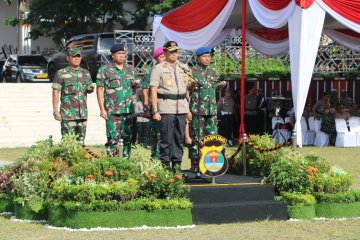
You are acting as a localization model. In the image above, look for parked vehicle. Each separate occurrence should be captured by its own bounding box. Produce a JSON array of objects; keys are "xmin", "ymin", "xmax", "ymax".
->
[
  {"xmin": 1, "ymin": 55, "xmax": 49, "ymax": 83},
  {"xmin": 0, "ymin": 60, "xmax": 5, "ymax": 78},
  {"xmin": 47, "ymin": 33, "xmax": 115, "ymax": 81}
]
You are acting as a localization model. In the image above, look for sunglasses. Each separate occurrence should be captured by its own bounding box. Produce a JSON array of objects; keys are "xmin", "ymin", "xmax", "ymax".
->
[{"xmin": 70, "ymin": 54, "xmax": 81, "ymax": 58}]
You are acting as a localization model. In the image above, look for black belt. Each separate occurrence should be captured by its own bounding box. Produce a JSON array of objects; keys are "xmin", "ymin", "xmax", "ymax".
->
[{"xmin": 158, "ymin": 93, "xmax": 186, "ymax": 100}]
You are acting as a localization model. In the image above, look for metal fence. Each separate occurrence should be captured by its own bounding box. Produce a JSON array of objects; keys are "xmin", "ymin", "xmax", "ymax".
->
[{"xmin": 114, "ymin": 30, "xmax": 359, "ymax": 77}]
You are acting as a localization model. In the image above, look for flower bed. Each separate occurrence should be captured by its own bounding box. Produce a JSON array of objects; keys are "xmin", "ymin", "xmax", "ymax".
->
[
  {"xmin": 228, "ymin": 134, "xmax": 360, "ymax": 220},
  {"xmin": 0, "ymin": 134, "xmax": 192, "ymax": 228}
]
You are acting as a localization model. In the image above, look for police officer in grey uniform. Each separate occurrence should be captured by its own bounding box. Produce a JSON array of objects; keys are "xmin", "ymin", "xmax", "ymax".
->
[{"xmin": 150, "ymin": 41, "xmax": 191, "ymax": 170}]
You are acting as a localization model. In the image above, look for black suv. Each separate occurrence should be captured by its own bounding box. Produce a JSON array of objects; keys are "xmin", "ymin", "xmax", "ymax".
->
[
  {"xmin": 47, "ymin": 33, "xmax": 117, "ymax": 81},
  {"xmin": 1, "ymin": 54, "xmax": 49, "ymax": 82}
]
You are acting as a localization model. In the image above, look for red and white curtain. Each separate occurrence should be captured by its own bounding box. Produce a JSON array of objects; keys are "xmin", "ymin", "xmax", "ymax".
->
[
  {"xmin": 153, "ymin": 0, "xmax": 236, "ymax": 49},
  {"xmin": 323, "ymin": 29, "xmax": 360, "ymax": 52}
]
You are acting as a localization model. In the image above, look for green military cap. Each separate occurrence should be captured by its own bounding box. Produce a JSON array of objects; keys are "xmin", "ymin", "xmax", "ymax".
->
[{"xmin": 67, "ymin": 48, "xmax": 81, "ymax": 56}]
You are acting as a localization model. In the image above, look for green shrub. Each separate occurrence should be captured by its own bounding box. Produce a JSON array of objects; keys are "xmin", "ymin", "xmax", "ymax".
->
[
  {"xmin": 128, "ymin": 145, "xmax": 164, "ymax": 176},
  {"xmin": 51, "ymin": 134, "xmax": 87, "ymax": 165},
  {"xmin": 20, "ymin": 139, "xmax": 54, "ymax": 162},
  {"xmin": 57, "ymin": 198, "xmax": 192, "ymax": 212},
  {"xmin": 314, "ymin": 190, "xmax": 360, "ymax": 204},
  {"xmin": 71, "ymin": 157, "xmax": 141, "ymax": 183},
  {"xmin": 266, "ymin": 151, "xmax": 313, "ymax": 193},
  {"xmin": 276, "ymin": 191, "xmax": 316, "ymax": 206},
  {"xmin": 51, "ymin": 178, "xmax": 140, "ymax": 204},
  {"xmin": 313, "ymin": 166, "xmax": 353, "ymax": 194},
  {"xmin": 246, "ymin": 134, "xmax": 278, "ymax": 176},
  {"xmin": 140, "ymin": 168, "xmax": 190, "ymax": 199},
  {"xmin": 304, "ymin": 153, "xmax": 331, "ymax": 174}
]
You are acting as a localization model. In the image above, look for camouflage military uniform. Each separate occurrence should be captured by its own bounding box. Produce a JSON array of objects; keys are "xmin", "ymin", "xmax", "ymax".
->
[
  {"xmin": 321, "ymin": 113, "xmax": 336, "ymax": 146},
  {"xmin": 142, "ymin": 67, "xmax": 160, "ymax": 158},
  {"xmin": 52, "ymin": 67, "xmax": 93, "ymax": 143},
  {"xmin": 96, "ymin": 62, "xmax": 138, "ymax": 156},
  {"xmin": 189, "ymin": 65, "xmax": 220, "ymax": 160}
]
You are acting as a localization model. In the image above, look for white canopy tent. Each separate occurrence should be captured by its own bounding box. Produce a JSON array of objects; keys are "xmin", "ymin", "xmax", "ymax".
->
[{"xmin": 152, "ymin": 0, "xmax": 360, "ymax": 146}]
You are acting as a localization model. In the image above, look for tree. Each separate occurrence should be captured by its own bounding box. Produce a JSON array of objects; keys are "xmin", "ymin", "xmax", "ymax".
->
[
  {"xmin": 3, "ymin": 0, "xmax": 127, "ymax": 45},
  {"xmin": 2, "ymin": 0, "xmax": 190, "ymax": 46},
  {"xmin": 151, "ymin": 0, "xmax": 190, "ymax": 14}
]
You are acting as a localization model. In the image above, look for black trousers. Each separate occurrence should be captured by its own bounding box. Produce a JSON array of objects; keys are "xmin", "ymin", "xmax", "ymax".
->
[
  {"xmin": 245, "ymin": 114, "xmax": 258, "ymax": 135},
  {"xmin": 137, "ymin": 121, "xmax": 150, "ymax": 147},
  {"xmin": 219, "ymin": 114, "xmax": 234, "ymax": 141},
  {"xmin": 159, "ymin": 114, "xmax": 186, "ymax": 166}
]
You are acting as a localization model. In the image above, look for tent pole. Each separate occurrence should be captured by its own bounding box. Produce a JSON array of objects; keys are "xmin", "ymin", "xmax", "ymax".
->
[{"xmin": 239, "ymin": 0, "xmax": 246, "ymax": 139}]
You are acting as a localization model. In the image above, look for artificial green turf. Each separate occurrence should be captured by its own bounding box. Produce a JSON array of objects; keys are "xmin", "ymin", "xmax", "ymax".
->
[
  {"xmin": 48, "ymin": 207, "xmax": 192, "ymax": 228},
  {"xmin": 315, "ymin": 202, "xmax": 360, "ymax": 218},
  {"xmin": 287, "ymin": 205, "xmax": 316, "ymax": 220}
]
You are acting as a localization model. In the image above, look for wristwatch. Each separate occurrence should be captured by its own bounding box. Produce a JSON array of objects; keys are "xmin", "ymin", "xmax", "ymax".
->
[{"xmin": 143, "ymin": 107, "xmax": 148, "ymax": 112}]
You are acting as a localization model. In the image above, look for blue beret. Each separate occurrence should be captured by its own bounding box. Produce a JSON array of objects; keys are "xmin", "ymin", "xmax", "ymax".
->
[
  {"xmin": 195, "ymin": 47, "xmax": 211, "ymax": 56},
  {"xmin": 110, "ymin": 44, "xmax": 125, "ymax": 53}
]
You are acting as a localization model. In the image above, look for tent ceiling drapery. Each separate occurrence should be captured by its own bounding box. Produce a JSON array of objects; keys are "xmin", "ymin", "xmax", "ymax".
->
[{"xmin": 153, "ymin": 0, "xmax": 360, "ymax": 147}]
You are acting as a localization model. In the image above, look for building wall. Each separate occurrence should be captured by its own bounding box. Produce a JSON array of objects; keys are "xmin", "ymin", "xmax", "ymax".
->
[
  {"xmin": 0, "ymin": 83, "xmax": 106, "ymax": 148},
  {"xmin": 0, "ymin": 2, "xmax": 18, "ymax": 58},
  {"xmin": 0, "ymin": 2, "xmax": 56, "ymax": 57}
]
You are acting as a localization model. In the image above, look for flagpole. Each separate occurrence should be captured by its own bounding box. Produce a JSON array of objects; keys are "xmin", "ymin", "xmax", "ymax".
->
[{"xmin": 239, "ymin": 0, "xmax": 246, "ymax": 139}]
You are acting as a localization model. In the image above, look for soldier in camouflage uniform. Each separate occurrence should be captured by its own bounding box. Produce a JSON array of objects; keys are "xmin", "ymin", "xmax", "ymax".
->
[
  {"xmin": 52, "ymin": 48, "xmax": 94, "ymax": 144},
  {"xmin": 142, "ymin": 47, "xmax": 166, "ymax": 158},
  {"xmin": 189, "ymin": 47, "xmax": 226, "ymax": 174},
  {"xmin": 96, "ymin": 44, "xmax": 139, "ymax": 157},
  {"xmin": 320, "ymin": 107, "xmax": 337, "ymax": 146}
]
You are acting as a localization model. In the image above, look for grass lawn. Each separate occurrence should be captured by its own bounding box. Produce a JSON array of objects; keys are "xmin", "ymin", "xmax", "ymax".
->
[{"xmin": 1, "ymin": 145, "xmax": 360, "ymax": 239}]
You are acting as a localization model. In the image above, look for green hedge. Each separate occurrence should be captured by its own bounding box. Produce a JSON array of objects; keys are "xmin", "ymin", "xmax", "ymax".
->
[
  {"xmin": 0, "ymin": 194, "xmax": 14, "ymax": 213},
  {"xmin": 48, "ymin": 206, "xmax": 192, "ymax": 228},
  {"xmin": 14, "ymin": 202, "xmax": 48, "ymax": 221},
  {"xmin": 315, "ymin": 202, "xmax": 360, "ymax": 218},
  {"xmin": 288, "ymin": 205, "xmax": 316, "ymax": 220},
  {"xmin": 314, "ymin": 191, "xmax": 360, "ymax": 204}
]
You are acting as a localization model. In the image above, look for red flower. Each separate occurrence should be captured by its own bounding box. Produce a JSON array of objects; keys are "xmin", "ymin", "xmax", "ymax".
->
[
  {"xmin": 147, "ymin": 174, "xmax": 156, "ymax": 181},
  {"xmin": 175, "ymin": 174, "xmax": 183, "ymax": 180},
  {"xmin": 105, "ymin": 169, "xmax": 113, "ymax": 177},
  {"xmin": 85, "ymin": 174, "xmax": 94, "ymax": 181}
]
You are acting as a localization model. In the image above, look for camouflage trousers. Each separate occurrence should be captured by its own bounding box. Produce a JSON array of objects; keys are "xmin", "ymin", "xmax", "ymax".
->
[
  {"xmin": 105, "ymin": 114, "xmax": 132, "ymax": 157},
  {"xmin": 61, "ymin": 119, "xmax": 87, "ymax": 144},
  {"xmin": 189, "ymin": 115, "xmax": 218, "ymax": 160},
  {"xmin": 149, "ymin": 119, "xmax": 160, "ymax": 158}
]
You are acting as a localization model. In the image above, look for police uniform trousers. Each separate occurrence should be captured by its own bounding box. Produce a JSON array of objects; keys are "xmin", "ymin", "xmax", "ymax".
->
[
  {"xmin": 61, "ymin": 119, "xmax": 87, "ymax": 144},
  {"xmin": 159, "ymin": 113, "xmax": 186, "ymax": 168},
  {"xmin": 105, "ymin": 113, "xmax": 132, "ymax": 156},
  {"xmin": 149, "ymin": 119, "xmax": 160, "ymax": 158},
  {"xmin": 219, "ymin": 114, "xmax": 234, "ymax": 142},
  {"xmin": 189, "ymin": 115, "xmax": 218, "ymax": 161},
  {"xmin": 245, "ymin": 113, "xmax": 258, "ymax": 135}
]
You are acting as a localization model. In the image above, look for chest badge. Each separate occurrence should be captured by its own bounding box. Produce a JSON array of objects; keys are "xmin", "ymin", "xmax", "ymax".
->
[{"xmin": 166, "ymin": 80, "xmax": 172, "ymax": 86}]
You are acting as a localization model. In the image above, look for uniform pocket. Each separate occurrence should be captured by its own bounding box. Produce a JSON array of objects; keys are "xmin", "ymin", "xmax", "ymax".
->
[
  {"xmin": 109, "ymin": 78, "xmax": 122, "ymax": 89},
  {"xmin": 180, "ymin": 73, "xmax": 188, "ymax": 86},
  {"xmin": 63, "ymin": 84, "xmax": 76, "ymax": 95}
]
